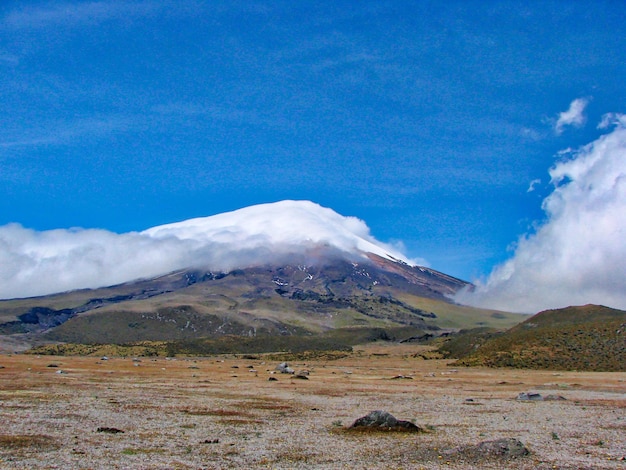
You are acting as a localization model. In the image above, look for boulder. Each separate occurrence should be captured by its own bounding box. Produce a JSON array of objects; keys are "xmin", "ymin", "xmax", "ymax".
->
[
  {"xmin": 516, "ymin": 392, "xmax": 567, "ymax": 401},
  {"xmin": 275, "ymin": 362, "xmax": 295, "ymax": 374},
  {"xmin": 349, "ymin": 410, "xmax": 422, "ymax": 432},
  {"xmin": 444, "ymin": 438, "xmax": 530, "ymax": 460},
  {"xmin": 516, "ymin": 392, "xmax": 543, "ymax": 401},
  {"xmin": 475, "ymin": 438, "xmax": 530, "ymax": 457},
  {"xmin": 543, "ymin": 394, "xmax": 567, "ymax": 401}
]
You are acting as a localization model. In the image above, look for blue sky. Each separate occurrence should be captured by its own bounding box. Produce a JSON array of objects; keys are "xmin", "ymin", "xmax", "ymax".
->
[{"xmin": 1, "ymin": 1, "xmax": 625, "ymax": 287}]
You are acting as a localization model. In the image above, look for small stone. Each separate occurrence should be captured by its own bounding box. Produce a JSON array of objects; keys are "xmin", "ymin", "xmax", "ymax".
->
[
  {"xmin": 475, "ymin": 438, "xmax": 530, "ymax": 458},
  {"xmin": 444, "ymin": 438, "xmax": 530, "ymax": 460},
  {"xmin": 516, "ymin": 392, "xmax": 543, "ymax": 401},
  {"xmin": 543, "ymin": 394, "xmax": 567, "ymax": 401}
]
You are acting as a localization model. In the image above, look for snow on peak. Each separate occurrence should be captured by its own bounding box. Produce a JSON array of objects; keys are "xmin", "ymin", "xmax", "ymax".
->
[
  {"xmin": 143, "ymin": 200, "xmax": 411, "ymax": 264},
  {"xmin": 0, "ymin": 200, "xmax": 415, "ymax": 299}
]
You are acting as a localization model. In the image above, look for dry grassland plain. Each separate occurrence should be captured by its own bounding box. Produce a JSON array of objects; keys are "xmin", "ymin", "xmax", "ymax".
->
[{"xmin": 0, "ymin": 344, "xmax": 624, "ymax": 469}]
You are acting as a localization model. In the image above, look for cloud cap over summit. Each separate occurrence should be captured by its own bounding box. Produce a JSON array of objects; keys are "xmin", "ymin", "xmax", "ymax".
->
[{"xmin": 0, "ymin": 200, "xmax": 419, "ymax": 300}]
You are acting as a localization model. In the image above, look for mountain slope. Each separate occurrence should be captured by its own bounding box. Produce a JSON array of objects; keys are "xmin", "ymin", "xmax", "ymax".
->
[
  {"xmin": 0, "ymin": 252, "xmax": 522, "ymax": 352},
  {"xmin": 442, "ymin": 305, "xmax": 626, "ymax": 371},
  {"xmin": 0, "ymin": 200, "xmax": 420, "ymax": 299},
  {"xmin": 0, "ymin": 200, "xmax": 527, "ymax": 352}
]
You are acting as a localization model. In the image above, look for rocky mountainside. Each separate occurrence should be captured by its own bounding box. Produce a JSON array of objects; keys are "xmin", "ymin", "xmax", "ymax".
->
[{"xmin": 0, "ymin": 250, "xmax": 521, "ymax": 352}]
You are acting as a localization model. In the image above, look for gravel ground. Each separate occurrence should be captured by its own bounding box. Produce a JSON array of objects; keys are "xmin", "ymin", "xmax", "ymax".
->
[{"xmin": 0, "ymin": 344, "xmax": 624, "ymax": 469}]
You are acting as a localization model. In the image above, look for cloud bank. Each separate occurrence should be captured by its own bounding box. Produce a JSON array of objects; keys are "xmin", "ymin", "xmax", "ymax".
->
[
  {"xmin": 0, "ymin": 200, "xmax": 418, "ymax": 299},
  {"xmin": 554, "ymin": 97, "xmax": 589, "ymax": 134},
  {"xmin": 457, "ymin": 113, "xmax": 626, "ymax": 313}
]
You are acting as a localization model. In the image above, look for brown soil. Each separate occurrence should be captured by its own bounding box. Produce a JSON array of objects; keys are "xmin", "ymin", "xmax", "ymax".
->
[{"xmin": 0, "ymin": 343, "xmax": 624, "ymax": 469}]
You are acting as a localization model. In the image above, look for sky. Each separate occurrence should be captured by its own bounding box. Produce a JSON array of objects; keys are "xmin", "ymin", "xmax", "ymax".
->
[{"xmin": 1, "ymin": 2, "xmax": 625, "ymax": 311}]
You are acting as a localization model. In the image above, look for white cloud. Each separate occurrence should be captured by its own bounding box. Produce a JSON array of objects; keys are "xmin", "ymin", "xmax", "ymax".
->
[
  {"xmin": 526, "ymin": 178, "xmax": 541, "ymax": 192},
  {"xmin": 0, "ymin": 201, "xmax": 419, "ymax": 299},
  {"xmin": 554, "ymin": 97, "xmax": 590, "ymax": 135},
  {"xmin": 1, "ymin": 1, "xmax": 160, "ymax": 30},
  {"xmin": 456, "ymin": 114, "xmax": 626, "ymax": 313}
]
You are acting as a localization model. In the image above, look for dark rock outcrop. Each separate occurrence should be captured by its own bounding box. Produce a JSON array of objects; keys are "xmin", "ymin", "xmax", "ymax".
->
[{"xmin": 349, "ymin": 410, "xmax": 422, "ymax": 432}]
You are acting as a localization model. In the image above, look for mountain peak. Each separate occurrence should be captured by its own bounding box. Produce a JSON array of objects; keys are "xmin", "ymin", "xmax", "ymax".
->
[
  {"xmin": 0, "ymin": 200, "xmax": 420, "ymax": 299},
  {"xmin": 143, "ymin": 200, "xmax": 414, "ymax": 265}
]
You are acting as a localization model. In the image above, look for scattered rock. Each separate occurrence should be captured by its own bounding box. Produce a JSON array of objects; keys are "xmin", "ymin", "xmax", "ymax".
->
[
  {"xmin": 47, "ymin": 364, "xmax": 59, "ymax": 368},
  {"xmin": 275, "ymin": 362, "xmax": 295, "ymax": 374},
  {"xmin": 476, "ymin": 438, "xmax": 529, "ymax": 457},
  {"xmin": 349, "ymin": 410, "xmax": 422, "ymax": 432},
  {"xmin": 390, "ymin": 375, "xmax": 413, "ymax": 380},
  {"xmin": 444, "ymin": 438, "xmax": 530, "ymax": 461},
  {"xmin": 543, "ymin": 394, "xmax": 567, "ymax": 401},
  {"xmin": 516, "ymin": 392, "xmax": 567, "ymax": 401},
  {"xmin": 516, "ymin": 392, "xmax": 543, "ymax": 401},
  {"xmin": 268, "ymin": 377, "xmax": 278, "ymax": 381},
  {"xmin": 96, "ymin": 427, "xmax": 125, "ymax": 434},
  {"xmin": 202, "ymin": 438, "xmax": 219, "ymax": 444},
  {"xmin": 293, "ymin": 373, "xmax": 309, "ymax": 380}
]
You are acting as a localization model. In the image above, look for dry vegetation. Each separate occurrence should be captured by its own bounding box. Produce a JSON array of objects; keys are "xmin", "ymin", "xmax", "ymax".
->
[
  {"xmin": 440, "ymin": 305, "xmax": 626, "ymax": 371},
  {"xmin": 0, "ymin": 343, "xmax": 625, "ymax": 469}
]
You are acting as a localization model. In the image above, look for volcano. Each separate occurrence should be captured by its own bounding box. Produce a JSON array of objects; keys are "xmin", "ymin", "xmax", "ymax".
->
[{"xmin": 0, "ymin": 201, "xmax": 521, "ymax": 352}]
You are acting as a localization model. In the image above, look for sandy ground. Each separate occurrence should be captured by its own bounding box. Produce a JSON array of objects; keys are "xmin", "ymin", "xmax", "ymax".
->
[{"xmin": 0, "ymin": 344, "xmax": 624, "ymax": 469}]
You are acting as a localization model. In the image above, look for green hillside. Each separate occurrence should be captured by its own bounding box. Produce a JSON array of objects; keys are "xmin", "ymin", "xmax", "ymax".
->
[{"xmin": 441, "ymin": 305, "xmax": 626, "ymax": 371}]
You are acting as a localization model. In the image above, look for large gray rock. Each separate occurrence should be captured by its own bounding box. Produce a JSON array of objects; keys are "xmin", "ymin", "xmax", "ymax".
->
[
  {"xmin": 517, "ymin": 392, "xmax": 567, "ymax": 401},
  {"xmin": 349, "ymin": 410, "xmax": 422, "ymax": 432},
  {"xmin": 516, "ymin": 392, "xmax": 543, "ymax": 401},
  {"xmin": 275, "ymin": 362, "xmax": 294, "ymax": 374}
]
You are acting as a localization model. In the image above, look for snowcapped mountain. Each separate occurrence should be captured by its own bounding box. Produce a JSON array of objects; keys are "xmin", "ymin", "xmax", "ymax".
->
[
  {"xmin": 0, "ymin": 201, "xmax": 501, "ymax": 351},
  {"xmin": 0, "ymin": 200, "xmax": 423, "ymax": 299},
  {"xmin": 142, "ymin": 200, "xmax": 416, "ymax": 266},
  {"xmin": 0, "ymin": 199, "xmax": 523, "ymax": 354}
]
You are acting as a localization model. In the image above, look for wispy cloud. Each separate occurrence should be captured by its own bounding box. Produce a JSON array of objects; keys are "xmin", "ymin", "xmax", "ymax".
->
[
  {"xmin": 456, "ymin": 113, "xmax": 626, "ymax": 313},
  {"xmin": 1, "ymin": 1, "xmax": 160, "ymax": 30},
  {"xmin": 554, "ymin": 97, "xmax": 590, "ymax": 135},
  {"xmin": 526, "ymin": 178, "xmax": 541, "ymax": 192},
  {"xmin": 0, "ymin": 201, "xmax": 419, "ymax": 299},
  {"xmin": 0, "ymin": 115, "xmax": 138, "ymax": 150}
]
